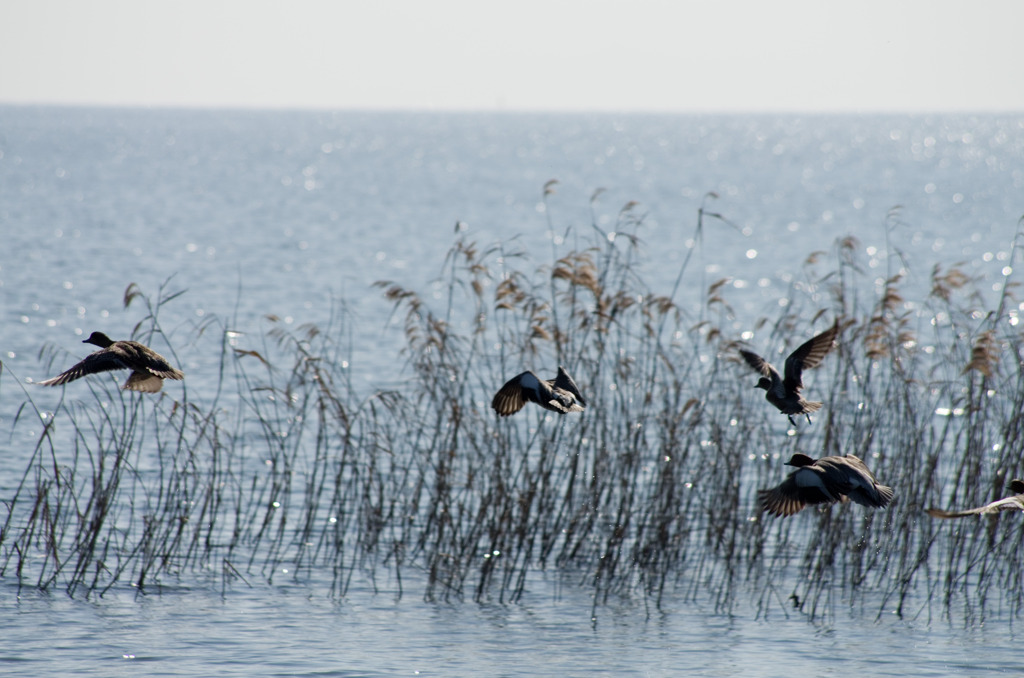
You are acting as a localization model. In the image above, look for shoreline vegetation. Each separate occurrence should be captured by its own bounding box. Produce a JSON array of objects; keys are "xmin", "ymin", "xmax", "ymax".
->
[{"xmin": 2, "ymin": 192, "xmax": 1023, "ymax": 626}]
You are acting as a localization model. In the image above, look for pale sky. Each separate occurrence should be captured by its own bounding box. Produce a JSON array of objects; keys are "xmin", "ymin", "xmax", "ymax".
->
[{"xmin": 1, "ymin": 0, "xmax": 1022, "ymax": 112}]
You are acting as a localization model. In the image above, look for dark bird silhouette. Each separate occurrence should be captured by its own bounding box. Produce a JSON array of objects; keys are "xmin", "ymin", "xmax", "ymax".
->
[
  {"xmin": 38, "ymin": 331, "xmax": 184, "ymax": 393},
  {"xmin": 492, "ymin": 366, "xmax": 586, "ymax": 417},
  {"xmin": 926, "ymin": 480, "xmax": 1024, "ymax": 519},
  {"xmin": 740, "ymin": 323, "xmax": 839, "ymax": 425},
  {"xmin": 759, "ymin": 453, "xmax": 894, "ymax": 518}
]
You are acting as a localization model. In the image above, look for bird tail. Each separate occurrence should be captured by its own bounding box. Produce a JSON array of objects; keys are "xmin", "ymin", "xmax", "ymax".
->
[
  {"xmin": 844, "ymin": 482, "xmax": 894, "ymax": 509},
  {"xmin": 855, "ymin": 483, "xmax": 895, "ymax": 508},
  {"xmin": 801, "ymin": 400, "xmax": 823, "ymax": 414},
  {"xmin": 875, "ymin": 484, "xmax": 894, "ymax": 508}
]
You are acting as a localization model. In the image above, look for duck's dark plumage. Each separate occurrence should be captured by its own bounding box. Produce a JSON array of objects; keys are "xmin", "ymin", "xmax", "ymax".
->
[
  {"xmin": 38, "ymin": 331, "xmax": 184, "ymax": 393},
  {"xmin": 759, "ymin": 453, "xmax": 894, "ymax": 518},
  {"xmin": 492, "ymin": 366, "xmax": 586, "ymax": 417},
  {"xmin": 740, "ymin": 323, "xmax": 839, "ymax": 425},
  {"xmin": 926, "ymin": 480, "xmax": 1024, "ymax": 519}
]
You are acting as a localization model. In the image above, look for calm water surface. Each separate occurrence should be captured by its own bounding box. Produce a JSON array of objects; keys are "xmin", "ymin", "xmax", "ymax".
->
[
  {"xmin": 1, "ymin": 106, "xmax": 1022, "ymax": 675},
  {"xmin": 1, "ymin": 577, "xmax": 1019, "ymax": 677}
]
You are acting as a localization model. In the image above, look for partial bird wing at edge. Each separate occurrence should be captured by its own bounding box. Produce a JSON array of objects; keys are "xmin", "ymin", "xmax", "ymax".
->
[{"xmin": 37, "ymin": 351, "xmax": 128, "ymax": 386}]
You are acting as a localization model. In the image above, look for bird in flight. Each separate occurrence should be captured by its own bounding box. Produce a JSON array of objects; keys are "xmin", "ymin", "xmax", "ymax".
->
[
  {"xmin": 740, "ymin": 323, "xmax": 839, "ymax": 425},
  {"xmin": 38, "ymin": 331, "xmax": 184, "ymax": 393},
  {"xmin": 491, "ymin": 366, "xmax": 586, "ymax": 417},
  {"xmin": 759, "ymin": 453, "xmax": 894, "ymax": 518},
  {"xmin": 925, "ymin": 479, "xmax": 1024, "ymax": 519}
]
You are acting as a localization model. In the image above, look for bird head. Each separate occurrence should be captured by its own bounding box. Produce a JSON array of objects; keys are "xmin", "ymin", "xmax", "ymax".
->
[{"xmin": 83, "ymin": 332, "xmax": 115, "ymax": 348}]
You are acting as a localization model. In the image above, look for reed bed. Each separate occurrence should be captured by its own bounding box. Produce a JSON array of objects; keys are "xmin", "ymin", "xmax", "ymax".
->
[{"xmin": 2, "ymin": 194, "xmax": 1023, "ymax": 627}]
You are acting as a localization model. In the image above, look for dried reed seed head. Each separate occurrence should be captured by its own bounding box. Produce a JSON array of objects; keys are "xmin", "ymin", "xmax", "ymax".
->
[
  {"xmin": 646, "ymin": 296, "xmax": 675, "ymax": 316},
  {"xmin": 123, "ymin": 282, "xmax": 143, "ymax": 308},
  {"xmin": 706, "ymin": 295, "xmax": 727, "ymax": 308},
  {"xmin": 494, "ymin": 280, "xmax": 515, "ymax": 299},
  {"xmin": 866, "ymin": 344, "xmax": 890, "ymax": 360},
  {"xmin": 707, "ymin": 278, "xmax": 731, "ymax": 295},
  {"xmin": 963, "ymin": 330, "xmax": 1000, "ymax": 377},
  {"xmin": 931, "ymin": 264, "xmax": 972, "ymax": 302},
  {"xmin": 612, "ymin": 292, "xmax": 635, "ymax": 313},
  {"xmin": 882, "ymin": 289, "xmax": 904, "ymax": 309},
  {"xmin": 530, "ymin": 325, "xmax": 552, "ymax": 341},
  {"xmin": 233, "ymin": 348, "xmax": 270, "ymax": 366},
  {"xmin": 839, "ymin": 235, "xmax": 860, "ymax": 250},
  {"xmin": 896, "ymin": 331, "xmax": 916, "ymax": 345}
]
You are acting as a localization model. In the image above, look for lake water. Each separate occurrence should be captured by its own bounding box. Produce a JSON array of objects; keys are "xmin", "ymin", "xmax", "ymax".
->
[
  {"xmin": 2, "ymin": 578, "xmax": 1021, "ymax": 677},
  {"xmin": 1, "ymin": 106, "xmax": 1023, "ymax": 676}
]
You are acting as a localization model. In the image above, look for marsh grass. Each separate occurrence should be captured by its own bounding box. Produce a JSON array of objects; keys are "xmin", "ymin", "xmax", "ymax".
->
[{"xmin": 2, "ymin": 196, "xmax": 1023, "ymax": 627}]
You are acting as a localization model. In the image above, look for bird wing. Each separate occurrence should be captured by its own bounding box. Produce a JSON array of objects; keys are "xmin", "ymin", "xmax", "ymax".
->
[
  {"xmin": 37, "ymin": 350, "xmax": 128, "ymax": 386},
  {"xmin": 553, "ymin": 366, "xmax": 586, "ymax": 408},
  {"xmin": 117, "ymin": 342, "xmax": 184, "ymax": 379},
  {"xmin": 783, "ymin": 324, "xmax": 838, "ymax": 392},
  {"xmin": 124, "ymin": 371, "xmax": 166, "ymax": 393},
  {"xmin": 740, "ymin": 350, "xmax": 780, "ymax": 382},
  {"xmin": 759, "ymin": 471, "xmax": 838, "ymax": 517},
  {"xmin": 491, "ymin": 372, "xmax": 532, "ymax": 416},
  {"xmin": 758, "ymin": 485, "xmax": 806, "ymax": 518},
  {"xmin": 814, "ymin": 455, "xmax": 887, "ymax": 502}
]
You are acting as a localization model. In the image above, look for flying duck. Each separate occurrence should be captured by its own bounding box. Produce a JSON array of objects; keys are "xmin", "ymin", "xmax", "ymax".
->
[
  {"xmin": 759, "ymin": 453, "xmax": 894, "ymax": 517},
  {"xmin": 491, "ymin": 366, "xmax": 586, "ymax": 417},
  {"xmin": 740, "ymin": 323, "xmax": 839, "ymax": 425},
  {"xmin": 925, "ymin": 479, "xmax": 1024, "ymax": 519},
  {"xmin": 38, "ymin": 331, "xmax": 184, "ymax": 393}
]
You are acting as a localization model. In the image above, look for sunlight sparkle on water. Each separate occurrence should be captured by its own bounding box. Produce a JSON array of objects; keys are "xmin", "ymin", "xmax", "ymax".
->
[{"xmin": 935, "ymin": 407, "xmax": 966, "ymax": 416}]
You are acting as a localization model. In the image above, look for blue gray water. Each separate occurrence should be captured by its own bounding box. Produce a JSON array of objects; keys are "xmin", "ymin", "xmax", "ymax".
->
[
  {"xmin": 1, "ymin": 107, "xmax": 1022, "ymax": 675},
  {"xmin": 2, "ymin": 578, "xmax": 1020, "ymax": 677}
]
